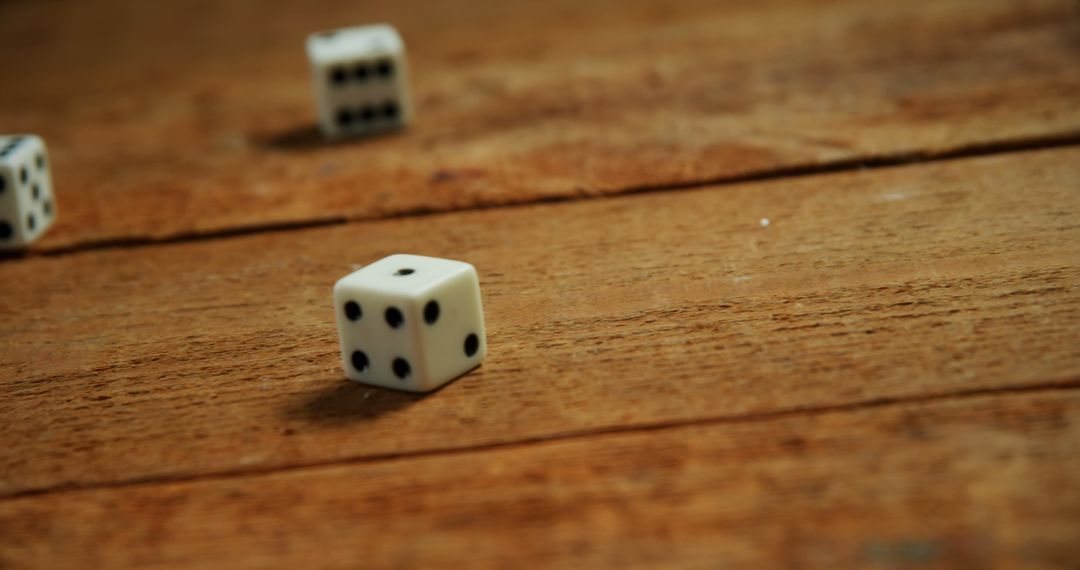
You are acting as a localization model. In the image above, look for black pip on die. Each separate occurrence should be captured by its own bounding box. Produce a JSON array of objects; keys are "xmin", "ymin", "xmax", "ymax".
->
[
  {"xmin": 306, "ymin": 24, "xmax": 414, "ymax": 139},
  {"xmin": 334, "ymin": 254, "xmax": 486, "ymax": 393},
  {"xmin": 0, "ymin": 135, "xmax": 55, "ymax": 249}
]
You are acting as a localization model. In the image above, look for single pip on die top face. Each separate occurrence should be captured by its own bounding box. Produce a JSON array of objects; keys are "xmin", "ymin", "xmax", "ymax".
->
[
  {"xmin": 0, "ymin": 135, "xmax": 56, "ymax": 249},
  {"xmin": 306, "ymin": 24, "xmax": 414, "ymax": 139},
  {"xmin": 334, "ymin": 254, "xmax": 486, "ymax": 393}
]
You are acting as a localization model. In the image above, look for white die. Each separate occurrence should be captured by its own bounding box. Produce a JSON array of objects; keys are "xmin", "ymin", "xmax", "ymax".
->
[
  {"xmin": 333, "ymin": 254, "xmax": 486, "ymax": 393},
  {"xmin": 0, "ymin": 135, "xmax": 56, "ymax": 249},
  {"xmin": 306, "ymin": 24, "xmax": 414, "ymax": 139}
]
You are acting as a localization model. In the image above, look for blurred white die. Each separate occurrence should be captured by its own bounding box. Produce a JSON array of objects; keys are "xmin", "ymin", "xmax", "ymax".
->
[
  {"xmin": 0, "ymin": 135, "xmax": 56, "ymax": 249},
  {"xmin": 334, "ymin": 254, "xmax": 486, "ymax": 393},
  {"xmin": 306, "ymin": 24, "xmax": 414, "ymax": 139}
]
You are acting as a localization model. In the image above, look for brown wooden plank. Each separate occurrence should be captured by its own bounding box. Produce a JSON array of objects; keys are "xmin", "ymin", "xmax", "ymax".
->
[
  {"xmin": 1, "ymin": 146, "xmax": 1078, "ymax": 496},
  {"xmin": 2, "ymin": 390, "xmax": 1078, "ymax": 569},
  {"xmin": 0, "ymin": 0, "xmax": 1077, "ymax": 250}
]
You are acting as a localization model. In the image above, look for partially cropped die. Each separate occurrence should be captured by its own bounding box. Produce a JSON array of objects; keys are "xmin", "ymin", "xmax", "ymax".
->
[
  {"xmin": 0, "ymin": 135, "xmax": 55, "ymax": 249},
  {"xmin": 306, "ymin": 24, "xmax": 413, "ymax": 139},
  {"xmin": 334, "ymin": 254, "xmax": 486, "ymax": 393}
]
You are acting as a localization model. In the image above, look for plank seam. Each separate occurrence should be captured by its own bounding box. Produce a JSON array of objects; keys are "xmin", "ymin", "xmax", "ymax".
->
[
  {"xmin": 4, "ymin": 129, "xmax": 1080, "ymax": 261},
  {"xmin": 4, "ymin": 375, "xmax": 1078, "ymax": 501}
]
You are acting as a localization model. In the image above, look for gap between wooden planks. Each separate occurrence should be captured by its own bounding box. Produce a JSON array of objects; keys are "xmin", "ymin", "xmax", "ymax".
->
[
  {"xmin": 1, "ymin": 389, "xmax": 1078, "ymax": 569},
  {"xmin": 0, "ymin": 0, "xmax": 1077, "ymax": 249},
  {"xmin": 0, "ymin": 146, "xmax": 1078, "ymax": 498}
]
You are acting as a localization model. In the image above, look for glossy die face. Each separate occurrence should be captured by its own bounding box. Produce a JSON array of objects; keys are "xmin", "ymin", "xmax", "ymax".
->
[
  {"xmin": 0, "ymin": 135, "xmax": 56, "ymax": 249},
  {"xmin": 333, "ymin": 254, "xmax": 486, "ymax": 393},
  {"xmin": 306, "ymin": 24, "xmax": 414, "ymax": 139}
]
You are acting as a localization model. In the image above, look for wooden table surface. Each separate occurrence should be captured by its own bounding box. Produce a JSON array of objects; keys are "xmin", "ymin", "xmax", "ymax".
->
[{"xmin": 1, "ymin": 0, "xmax": 1079, "ymax": 568}]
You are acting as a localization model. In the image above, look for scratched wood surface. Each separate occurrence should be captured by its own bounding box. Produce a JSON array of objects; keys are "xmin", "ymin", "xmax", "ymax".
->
[
  {"xmin": 1, "ymin": 147, "xmax": 1078, "ymax": 500},
  {"xmin": 2, "ymin": 391, "xmax": 1078, "ymax": 569},
  {"xmin": 0, "ymin": 0, "xmax": 1078, "ymax": 250},
  {"xmin": 3, "ymin": 0, "xmax": 1080, "ymax": 568}
]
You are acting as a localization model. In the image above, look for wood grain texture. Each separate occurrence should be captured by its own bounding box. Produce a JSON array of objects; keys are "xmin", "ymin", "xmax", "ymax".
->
[
  {"xmin": 2, "ymin": 390, "xmax": 1078, "ymax": 569},
  {"xmin": 0, "ymin": 0, "xmax": 1078, "ymax": 250},
  {"xmin": 1, "ymin": 147, "xmax": 1077, "ymax": 497}
]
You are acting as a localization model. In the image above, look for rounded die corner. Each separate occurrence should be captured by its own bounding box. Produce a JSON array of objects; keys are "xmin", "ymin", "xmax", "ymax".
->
[{"xmin": 332, "ymin": 273, "xmax": 355, "ymax": 292}]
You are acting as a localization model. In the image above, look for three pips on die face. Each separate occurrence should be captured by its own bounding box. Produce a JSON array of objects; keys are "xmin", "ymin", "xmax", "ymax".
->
[
  {"xmin": 0, "ymin": 135, "xmax": 57, "ymax": 250},
  {"xmin": 334, "ymin": 254, "xmax": 487, "ymax": 393}
]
